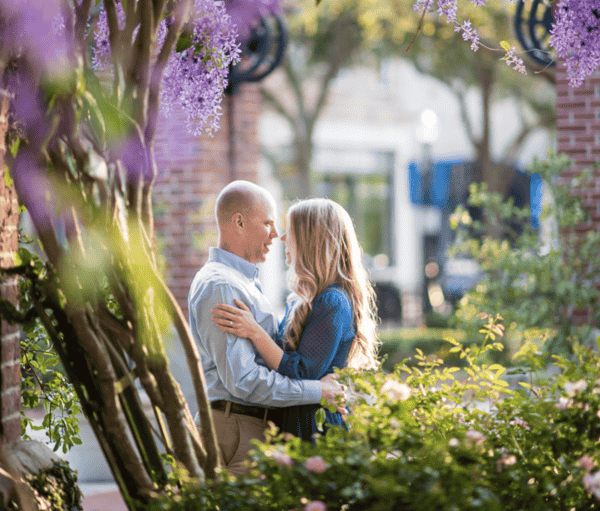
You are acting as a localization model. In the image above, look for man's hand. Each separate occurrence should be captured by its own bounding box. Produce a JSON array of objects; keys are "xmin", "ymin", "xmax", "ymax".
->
[{"xmin": 320, "ymin": 373, "xmax": 348, "ymax": 416}]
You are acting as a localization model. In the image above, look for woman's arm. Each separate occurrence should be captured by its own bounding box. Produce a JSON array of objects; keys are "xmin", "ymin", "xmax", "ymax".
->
[
  {"xmin": 211, "ymin": 299, "xmax": 283, "ymax": 370},
  {"xmin": 277, "ymin": 288, "xmax": 353, "ymax": 380}
]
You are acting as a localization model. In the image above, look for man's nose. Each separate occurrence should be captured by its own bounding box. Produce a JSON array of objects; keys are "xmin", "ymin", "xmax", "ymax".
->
[{"xmin": 271, "ymin": 226, "xmax": 279, "ymax": 238}]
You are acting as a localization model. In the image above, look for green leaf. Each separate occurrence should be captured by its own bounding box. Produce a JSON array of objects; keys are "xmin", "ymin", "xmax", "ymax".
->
[
  {"xmin": 315, "ymin": 408, "xmax": 326, "ymax": 432},
  {"xmin": 176, "ymin": 31, "xmax": 194, "ymax": 53},
  {"xmin": 4, "ymin": 165, "xmax": 13, "ymax": 187}
]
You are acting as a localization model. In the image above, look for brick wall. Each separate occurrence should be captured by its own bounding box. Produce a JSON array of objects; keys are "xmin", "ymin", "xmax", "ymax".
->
[
  {"xmin": 556, "ymin": 62, "xmax": 600, "ymax": 208},
  {"xmin": 0, "ymin": 89, "xmax": 20, "ymax": 444},
  {"xmin": 153, "ymin": 84, "xmax": 261, "ymax": 317},
  {"xmin": 556, "ymin": 62, "xmax": 600, "ymax": 325}
]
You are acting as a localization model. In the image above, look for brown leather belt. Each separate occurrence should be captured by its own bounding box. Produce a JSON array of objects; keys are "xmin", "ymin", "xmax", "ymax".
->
[{"xmin": 211, "ymin": 400, "xmax": 271, "ymax": 421}]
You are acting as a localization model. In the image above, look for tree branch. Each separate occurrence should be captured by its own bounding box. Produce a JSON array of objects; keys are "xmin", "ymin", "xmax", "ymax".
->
[
  {"xmin": 259, "ymin": 86, "xmax": 295, "ymax": 126},
  {"xmin": 451, "ymin": 83, "xmax": 479, "ymax": 147},
  {"xmin": 104, "ymin": 0, "xmax": 122, "ymax": 64}
]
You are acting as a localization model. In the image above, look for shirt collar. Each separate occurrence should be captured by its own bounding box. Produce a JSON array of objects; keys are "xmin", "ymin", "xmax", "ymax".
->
[{"xmin": 208, "ymin": 247, "xmax": 260, "ymax": 281}]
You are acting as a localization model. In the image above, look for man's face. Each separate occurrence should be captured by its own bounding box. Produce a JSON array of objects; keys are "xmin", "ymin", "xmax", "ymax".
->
[{"xmin": 242, "ymin": 198, "xmax": 278, "ymax": 264}]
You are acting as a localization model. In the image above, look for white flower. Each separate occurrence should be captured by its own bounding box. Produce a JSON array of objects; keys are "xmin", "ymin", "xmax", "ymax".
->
[
  {"xmin": 582, "ymin": 471, "xmax": 600, "ymax": 499},
  {"xmin": 380, "ymin": 379, "xmax": 412, "ymax": 402},
  {"xmin": 465, "ymin": 429, "xmax": 486, "ymax": 445},
  {"xmin": 555, "ymin": 396, "xmax": 573, "ymax": 410},
  {"xmin": 564, "ymin": 379, "xmax": 588, "ymax": 396}
]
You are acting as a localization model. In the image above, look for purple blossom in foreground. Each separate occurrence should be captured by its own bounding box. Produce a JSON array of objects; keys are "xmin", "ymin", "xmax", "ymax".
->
[
  {"xmin": 224, "ymin": 0, "xmax": 282, "ymax": 39},
  {"xmin": 0, "ymin": 0, "xmax": 69, "ymax": 74},
  {"xmin": 551, "ymin": 0, "xmax": 600, "ymax": 88}
]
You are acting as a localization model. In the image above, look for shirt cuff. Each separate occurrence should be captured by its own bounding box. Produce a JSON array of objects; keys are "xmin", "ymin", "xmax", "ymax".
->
[{"xmin": 301, "ymin": 379, "xmax": 322, "ymax": 405}]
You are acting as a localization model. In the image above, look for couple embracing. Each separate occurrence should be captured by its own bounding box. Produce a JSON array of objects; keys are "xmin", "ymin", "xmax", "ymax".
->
[{"xmin": 188, "ymin": 180, "xmax": 379, "ymax": 476}]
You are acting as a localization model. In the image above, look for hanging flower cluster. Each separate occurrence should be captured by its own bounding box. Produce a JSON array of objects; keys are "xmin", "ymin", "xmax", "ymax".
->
[
  {"xmin": 157, "ymin": 0, "xmax": 241, "ymax": 135},
  {"xmin": 89, "ymin": 0, "xmax": 283, "ymax": 135},
  {"xmin": 550, "ymin": 0, "xmax": 600, "ymax": 87},
  {"xmin": 92, "ymin": 0, "xmax": 242, "ymax": 135}
]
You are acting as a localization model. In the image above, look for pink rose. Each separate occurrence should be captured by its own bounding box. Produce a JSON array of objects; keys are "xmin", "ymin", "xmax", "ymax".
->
[
  {"xmin": 580, "ymin": 455, "xmax": 596, "ymax": 472},
  {"xmin": 304, "ymin": 501, "xmax": 327, "ymax": 511},
  {"xmin": 555, "ymin": 397, "xmax": 573, "ymax": 410},
  {"xmin": 465, "ymin": 429, "xmax": 486, "ymax": 446},
  {"xmin": 304, "ymin": 456, "xmax": 328, "ymax": 474},
  {"xmin": 509, "ymin": 418, "xmax": 530, "ymax": 430},
  {"xmin": 496, "ymin": 454, "xmax": 517, "ymax": 472},
  {"xmin": 272, "ymin": 451, "xmax": 293, "ymax": 467}
]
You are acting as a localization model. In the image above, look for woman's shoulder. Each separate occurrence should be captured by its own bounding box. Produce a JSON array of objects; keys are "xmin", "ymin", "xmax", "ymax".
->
[{"xmin": 314, "ymin": 284, "xmax": 352, "ymax": 311}]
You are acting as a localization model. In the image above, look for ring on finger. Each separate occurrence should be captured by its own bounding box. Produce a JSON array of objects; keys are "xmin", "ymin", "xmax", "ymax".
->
[{"xmin": 229, "ymin": 320, "xmax": 233, "ymax": 326}]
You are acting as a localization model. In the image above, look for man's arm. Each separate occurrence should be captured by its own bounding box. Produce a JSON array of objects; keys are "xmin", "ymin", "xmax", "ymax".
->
[{"xmin": 193, "ymin": 281, "xmax": 331, "ymax": 407}]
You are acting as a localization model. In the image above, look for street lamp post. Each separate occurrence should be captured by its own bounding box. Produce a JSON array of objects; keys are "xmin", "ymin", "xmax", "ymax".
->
[{"xmin": 415, "ymin": 109, "xmax": 440, "ymax": 323}]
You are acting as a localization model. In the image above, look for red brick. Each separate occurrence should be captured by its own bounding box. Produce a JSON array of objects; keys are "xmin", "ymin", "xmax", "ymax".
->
[
  {"xmin": 1, "ymin": 387, "xmax": 20, "ymax": 419},
  {"xmin": 154, "ymin": 83, "xmax": 261, "ymax": 315},
  {"xmin": 2, "ymin": 361, "xmax": 20, "ymax": 388},
  {"xmin": 0, "ymin": 329, "xmax": 19, "ymax": 363},
  {"xmin": 1, "ymin": 416, "xmax": 20, "ymax": 444}
]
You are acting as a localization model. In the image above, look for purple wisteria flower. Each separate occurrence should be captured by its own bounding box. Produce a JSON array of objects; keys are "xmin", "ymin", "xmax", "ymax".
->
[
  {"xmin": 158, "ymin": 0, "xmax": 241, "ymax": 135},
  {"xmin": 91, "ymin": 0, "xmax": 243, "ymax": 135},
  {"xmin": 438, "ymin": 0, "xmax": 458, "ymax": 23},
  {"xmin": 455, "ymin": 20, "xmax": 480, "ymax": 51},
  {"xmin": 224, "ymin": 0, "xmax": 282, "ymax": 39},
  {"xmin": 0, "ymin": 0, "xmax": 70, "ymax": 75},
  {"xmin": 92, "ymin": 1, "xmax": 126, "ymax": 71},
  {"xmin": 550, "ymin": 0, "xmax": 600, "ymax": 88}
]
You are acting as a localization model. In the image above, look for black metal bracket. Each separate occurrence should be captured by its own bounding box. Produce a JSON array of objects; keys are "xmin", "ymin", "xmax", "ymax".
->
[
  {"xmin": 514, "ymin": 0, "xmax": 556, "ymax": 68},
  {"xmin": 226, "ymin": 14, "xmax": 288, "ymax": 94}
]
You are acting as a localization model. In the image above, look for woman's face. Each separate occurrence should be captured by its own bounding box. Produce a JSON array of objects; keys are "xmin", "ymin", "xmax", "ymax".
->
[{"xmin": 281, "ymin": 224, "xmax": 295, "ymax": 266}]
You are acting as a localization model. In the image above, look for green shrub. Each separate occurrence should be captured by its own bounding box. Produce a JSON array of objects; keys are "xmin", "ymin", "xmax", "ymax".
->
[
  {"xmin": 449, "ymin": 152, "xmax": 600, "ymax": 357},
  {"xmin": 377, "ymin": 326, "xmax": 504, "ymax": 372},
  {"xmin": 146, "ymin": 313, "xmax": 600, "ymax": 511}
]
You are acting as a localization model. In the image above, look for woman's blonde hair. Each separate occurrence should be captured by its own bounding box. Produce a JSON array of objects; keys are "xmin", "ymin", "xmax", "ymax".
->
[{"xmin": 282, "ymin": 198, "xmax": 379, "ymax": 371}]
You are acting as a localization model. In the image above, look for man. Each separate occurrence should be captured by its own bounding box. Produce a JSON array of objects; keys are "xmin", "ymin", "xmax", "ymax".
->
[{"xmin": 188, "ymin": 180, "xmax": 344, "ymax": 476}]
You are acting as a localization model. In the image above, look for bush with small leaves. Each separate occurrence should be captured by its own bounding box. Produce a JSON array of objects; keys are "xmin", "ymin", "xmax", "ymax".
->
[{"xmin": 144, "ymin": 312, "xmax": 600, "ymax": 511}]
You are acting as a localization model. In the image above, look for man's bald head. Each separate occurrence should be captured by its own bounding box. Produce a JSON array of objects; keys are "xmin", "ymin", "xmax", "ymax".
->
[{"xmin": 215, "ymin": 180, "xmax": 275, "ymax": 228}]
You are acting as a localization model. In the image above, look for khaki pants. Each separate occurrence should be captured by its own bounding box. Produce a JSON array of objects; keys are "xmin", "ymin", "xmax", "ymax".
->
[{"xmin": 199, "ymin": 405, "xmax": 269, "ymax": 477}]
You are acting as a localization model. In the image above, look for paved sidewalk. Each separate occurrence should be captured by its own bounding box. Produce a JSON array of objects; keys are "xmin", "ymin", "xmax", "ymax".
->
[{"xmin": 80, "ymin": 483, "xmax": 127, "ymax": 511}]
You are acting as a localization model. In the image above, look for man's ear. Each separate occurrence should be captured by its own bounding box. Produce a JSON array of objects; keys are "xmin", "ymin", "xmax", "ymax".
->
[{"xmin": 233, "ymin": 212, "xmax": 244, "ymax": 229}]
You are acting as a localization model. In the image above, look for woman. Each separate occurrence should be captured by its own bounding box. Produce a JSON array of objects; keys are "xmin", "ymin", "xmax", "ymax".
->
[{"xmin": 211, "ymin": 198, "xmax": 379, "ymax": 441}]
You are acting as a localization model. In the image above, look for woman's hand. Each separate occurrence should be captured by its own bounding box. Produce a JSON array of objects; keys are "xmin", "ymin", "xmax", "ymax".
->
[{"xmin": 211, "ymin": 299, "xmax": 260, "ymax": 341}]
